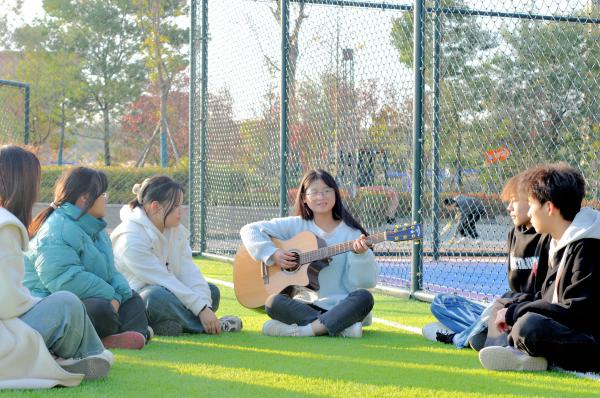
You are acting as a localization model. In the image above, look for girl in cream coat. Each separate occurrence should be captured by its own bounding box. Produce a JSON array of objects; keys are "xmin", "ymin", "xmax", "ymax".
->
[{"xmin": 0, "ymin": 146, "xmax": 111, "ymax": 389}]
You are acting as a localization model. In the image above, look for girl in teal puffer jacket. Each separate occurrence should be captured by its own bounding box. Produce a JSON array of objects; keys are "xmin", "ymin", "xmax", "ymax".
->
[{"xmin": 24, "ymin": 167, "xmax": 149, "ymax": 350}]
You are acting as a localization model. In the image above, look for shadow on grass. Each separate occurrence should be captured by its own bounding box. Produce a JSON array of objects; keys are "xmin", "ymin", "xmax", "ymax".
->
[{"xmin": 125, "ymin": 330, "xmax": 600, "ymax": 398}]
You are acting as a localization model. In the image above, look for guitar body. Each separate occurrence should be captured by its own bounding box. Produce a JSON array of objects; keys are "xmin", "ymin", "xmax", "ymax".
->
[{"xmin": 233, "ymin": 231, "xmax": 329, "ymax": 309}]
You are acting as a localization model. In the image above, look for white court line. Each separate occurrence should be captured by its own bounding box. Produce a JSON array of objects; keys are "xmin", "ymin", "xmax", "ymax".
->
[
  {"xmin": 372, "ymin": 317, "xmax": 421, "ymax": 335},
  {"xmin": 206, "ymin": 277, "xmax": 234, "ymax": 289},
  {"xmin": 206, "ymin": 276, "xmax": 598, "ymax": 381}
]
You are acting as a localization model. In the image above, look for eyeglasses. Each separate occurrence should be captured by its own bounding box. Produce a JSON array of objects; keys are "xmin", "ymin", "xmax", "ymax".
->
[{"xmin": 306, "ymin": 188, "xmax": 335, "ymax": 197}]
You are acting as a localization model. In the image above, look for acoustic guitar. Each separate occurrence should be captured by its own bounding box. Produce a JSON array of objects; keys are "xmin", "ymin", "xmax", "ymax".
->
[{"xmin": 233, "ymin": 223, "xmax": 422, "ymax": 309}]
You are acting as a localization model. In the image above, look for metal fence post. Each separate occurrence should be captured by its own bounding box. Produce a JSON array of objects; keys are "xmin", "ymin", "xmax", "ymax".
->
[
  {"xmin": 24, "ymin": 84, "xmax": 30, "ymax": 145},
  {"xmin": 189, "ymin": 0, "xmax": 197, "ymax": 249},
  {"xmin": 411, "ymin": 0, "xmax": 425, "ymax": 295},
  {"xmin": 279, "ymin": 0, "xmax": 289, "ymax": 217},
  {"xmin": 189, "ymin": 0, "xmax": 208, "ymax": 253},
  {"xmin": 431, "ymin": 0, "xmax": 442, "ymax": 261},
  {"xmin": 199, "ymin": 0, "xmax": 209, "ymax": 253}
]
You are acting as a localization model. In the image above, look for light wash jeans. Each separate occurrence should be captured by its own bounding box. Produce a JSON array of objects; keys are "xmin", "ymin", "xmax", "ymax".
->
[
  {"xmin": 19, "ymin": 291, "xmax": 105, "ymax": 359},
  {"xmin": 430, "ymin": 293, "xmax": 492, "ymax": 348},
  {"xmin": 139, "ymin": 284, "xmax": 220, "ymax": 334}
]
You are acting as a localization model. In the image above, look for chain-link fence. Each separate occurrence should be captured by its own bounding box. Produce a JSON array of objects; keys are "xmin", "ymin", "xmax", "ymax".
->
[
  {"xmin": 190, "ymin": 0, "xmax": 600, "ymax": 301},
  {"xmin": 0, "ymin": 79, "xmax": 29, "ymax": 145}
]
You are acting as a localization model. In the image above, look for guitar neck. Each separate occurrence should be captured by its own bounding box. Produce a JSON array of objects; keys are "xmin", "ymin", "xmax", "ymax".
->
[{"xmin": 298, "ymin": 232, "xmax": 386, "ymax": 265}]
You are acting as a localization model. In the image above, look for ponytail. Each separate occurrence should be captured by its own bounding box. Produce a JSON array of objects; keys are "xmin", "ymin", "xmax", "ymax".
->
[{"xmin": 29, "ymin": 205, "xmax": 55, "ymax": 237}]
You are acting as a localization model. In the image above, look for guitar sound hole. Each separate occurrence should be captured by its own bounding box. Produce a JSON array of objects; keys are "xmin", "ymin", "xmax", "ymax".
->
[{"xmin": 281, "ymin": 251, "xmax": 301, "ymax": 274}]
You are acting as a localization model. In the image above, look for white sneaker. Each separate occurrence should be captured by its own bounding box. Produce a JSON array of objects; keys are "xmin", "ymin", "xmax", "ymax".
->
[
  {"xmin": 220, "ymin": 315, "xmax": 243, "ymax": 332},
  {"xmin": 479, "ymin": 346, "xmax": 548, "ymax": 371},
  {"xmin": 262, "ymin": 320, "xmax": 300, "ymax": 337},
  {"xmin": 147, "ymin": 326, "xmax": 154, "ymax": 341},
  {"xmin": 338, "ymin": 322, "xmax": 363, "ymax": 338},
  {"xmin": 422, "ymin": 321, "xmax": 454, "ymax": 342},
  {"xmin": 56, "ymin": 349, "xmax": 113, "ymax": 380}
]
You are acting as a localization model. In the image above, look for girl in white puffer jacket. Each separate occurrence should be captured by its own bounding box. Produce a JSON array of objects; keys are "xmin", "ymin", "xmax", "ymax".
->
[{"xmin": 111, "ymin": 175, "xmax": 241, "ymax": 336}]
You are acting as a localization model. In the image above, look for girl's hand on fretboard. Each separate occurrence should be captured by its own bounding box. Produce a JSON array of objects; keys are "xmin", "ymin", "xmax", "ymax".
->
[{"xmin": 352, "ymin": 235, "xmax": 370, "ymax": 254}]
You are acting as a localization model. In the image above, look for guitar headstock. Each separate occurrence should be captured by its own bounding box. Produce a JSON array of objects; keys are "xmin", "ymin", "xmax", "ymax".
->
[{"xmin": 385, "ymin": 223, "xmax": 422, "ymax": 242}]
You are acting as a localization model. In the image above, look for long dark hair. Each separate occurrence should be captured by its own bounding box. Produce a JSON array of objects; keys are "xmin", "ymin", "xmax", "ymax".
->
[
  {"xmin": 293, "ymin": 169, "xmax": 367, "ymax": 235},
  {"xmin": 129, "ymin": 175, "xmax": 183, "ymax": 226},
  {"xmin": 29, "ymin": 167, "xmax": 108, "ymax": 236},
  {"xmin": 0, "ymin": 145, "xmax": 41, "ymax": 229}
]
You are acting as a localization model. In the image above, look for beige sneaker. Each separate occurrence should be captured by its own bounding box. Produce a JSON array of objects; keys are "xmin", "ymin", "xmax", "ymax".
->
[
  {"xmin": 338, "ymin": 322, "xmax": 363, "ymax": 338},
  {"xmin": 479, "ymin": 346, "xmax": 548, "ymax": 371},
  {"xmin": 262, "ymin": 320, "xmax": 300, "ymax": 336},
  {"xmin": 219, "ymin": 315, "xmax": 243, "ymax": 332}
]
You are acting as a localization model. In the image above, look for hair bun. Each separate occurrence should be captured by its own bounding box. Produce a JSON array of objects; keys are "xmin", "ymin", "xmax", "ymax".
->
[
  {"xmin": 132, "ymin": 183, "xmax": 142, "ymax": 195},
  {"xmin": 133, "ymin": 178, "xmax": 151, "ymax": 204}
]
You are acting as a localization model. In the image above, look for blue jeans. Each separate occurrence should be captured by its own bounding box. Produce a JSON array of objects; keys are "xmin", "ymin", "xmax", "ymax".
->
[
  {"xmin": 431, "ymin": 293, "xmax": 493, "ymax": 348},
  {"xmin": 139, "ymin": 284, "xmax": 220, "ymax": 334},
  {"xmin": 431, "ymin": 293, "xmax": 485, "ymax": 332},
  {"xmin": 19, "ymin": 291, "xmax": 105, "ymax": 359},
  {"xmin": 265, "ymin": 289, "xmax": 374, "ymax": 335}
]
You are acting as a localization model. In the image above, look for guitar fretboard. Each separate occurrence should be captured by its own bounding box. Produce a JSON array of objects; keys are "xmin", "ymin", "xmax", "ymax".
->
[{"xmin": 297, "ymin": 232, "xmax": 386, "ymax": 265}]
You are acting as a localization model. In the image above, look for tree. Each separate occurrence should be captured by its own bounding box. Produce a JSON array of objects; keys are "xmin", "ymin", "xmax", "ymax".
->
[
  {"xmin": 390, "ymin": 0, "xmax": 499, "ymax": 189},
  {"xmin": 120, "ymin": 71, "xmax": 190, "ymax": 165},
  {"xmin": 14, "ymin": 49, "xmax": 84, "ymax": 163},
  {"xmin": 133, "ymin": 0, "xmax": 188, "ymax": 166},
  {"xmin": 32, "ymin": 0, "xmax": 147, "ymax": 165},
  {"xmin": 477, "ymin": 9, "xmax": 600, "ymax": 195}
]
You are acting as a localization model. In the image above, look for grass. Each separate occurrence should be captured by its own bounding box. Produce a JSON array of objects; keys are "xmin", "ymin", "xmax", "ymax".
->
[{"xmin": 5, "ymin": 257, "xmax": 599, "ymax": 398}]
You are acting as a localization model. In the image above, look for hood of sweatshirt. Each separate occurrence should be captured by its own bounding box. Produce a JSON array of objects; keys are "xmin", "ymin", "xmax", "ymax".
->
[
  {"xmin": 549, "ymin": 207, "xmax": 600, "ymax": 259},
  {"xmin": 112, "ymin": 205, "xmax": 166, "ymax": 243},
  {"xmin": 0, "ymin": 207, "xmax": 29, "ymax": 251}
]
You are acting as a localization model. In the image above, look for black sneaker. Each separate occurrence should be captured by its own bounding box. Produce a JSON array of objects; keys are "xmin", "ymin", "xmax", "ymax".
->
[
  {"xmin": 468, "ymin": 330, "xmax": 488, "ymax": 351},
  {"xmin": 436, "ymin": 331, "xmax": 456, "ymax": 344},
  {"xmin": 422, "ymin": 321, "xmax": 453, "ymax": 343},
  {"xmin": 152, "ymin": 320, "xmax": 183, "ymax": 336}
]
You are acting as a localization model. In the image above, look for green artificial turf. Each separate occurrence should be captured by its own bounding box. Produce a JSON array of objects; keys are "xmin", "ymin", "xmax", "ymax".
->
[{"xmin": 5, "ymin": 257, "xmax": 599, "ymax": 398}]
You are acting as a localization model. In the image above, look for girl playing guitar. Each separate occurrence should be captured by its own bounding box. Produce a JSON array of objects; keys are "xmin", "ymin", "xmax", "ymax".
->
[{"xmin": 240, "ymin": 169, "xmax": 377, "ymax": 338}]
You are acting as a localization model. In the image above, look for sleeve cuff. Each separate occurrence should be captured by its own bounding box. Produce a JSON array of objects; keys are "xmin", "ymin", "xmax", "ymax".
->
[
  {"xmin": 505, "ymin": 304, "xmax": 518, "ymax": 326},
  {"xmin": 190, "ymin": 299, "xmax": 211, "ymax": 316},
  {"xmin": 113, "ymin": 292, "xmax": 123, "ymax": 303}
]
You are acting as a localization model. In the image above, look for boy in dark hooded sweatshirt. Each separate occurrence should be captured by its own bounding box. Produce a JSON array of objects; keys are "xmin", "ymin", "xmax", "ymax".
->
[
  {"xmin": 423, "ymin": 172, "xmax": 550, "ymax": 349},
  {"xmin": 479, "ymin": 164, "xmax": 600, "ymax": 372}
]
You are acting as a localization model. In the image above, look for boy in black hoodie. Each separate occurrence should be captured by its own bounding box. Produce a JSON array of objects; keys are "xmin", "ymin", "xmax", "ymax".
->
[
  {"xmin": 479, "ymin": 172, "xmax": 551, "ymax": 349},
  {"xmin": 423, "ymin": 172, "xmax": 549, "ymax": 349},
  {"xmin": 479, "ymin": 164, "xmax": 600, "ymax": 372}
]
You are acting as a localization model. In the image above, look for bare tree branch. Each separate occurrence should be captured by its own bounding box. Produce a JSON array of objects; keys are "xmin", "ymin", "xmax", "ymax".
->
[
  {"xmin": 165, "ymin": 119, "xmax": 180, "ymax": 161},
  {"xmin": 135, "ymin": 121, "xmax": 161, "ymax": 167}
]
